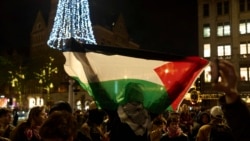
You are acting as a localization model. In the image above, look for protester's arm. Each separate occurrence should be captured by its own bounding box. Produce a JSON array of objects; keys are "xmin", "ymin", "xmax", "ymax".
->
[
  {"xmin": 0, "ymin": 136, "xmax": 10, "ymax": 141},
  {"xmin": 211, "ymin": 59, "xmax": 250, "ymax": 141},
  {"xmin": 211, "ymin": 59, "xmax": 239, "ymax": 104}
]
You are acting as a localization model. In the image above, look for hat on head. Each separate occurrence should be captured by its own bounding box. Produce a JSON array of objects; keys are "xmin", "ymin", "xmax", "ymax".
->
[
  {"xmin": 210, "ymin": 106, "xmax": 223, "ymax": 119},
  {"xmin": 49, "ymin": 101, "xmax": 72, "ymax": 115}
]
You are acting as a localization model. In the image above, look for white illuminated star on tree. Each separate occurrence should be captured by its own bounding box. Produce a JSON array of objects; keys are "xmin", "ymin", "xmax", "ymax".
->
[{"xmin": 47, "ymin": 0, "xmax": 96, "ymax": 50}]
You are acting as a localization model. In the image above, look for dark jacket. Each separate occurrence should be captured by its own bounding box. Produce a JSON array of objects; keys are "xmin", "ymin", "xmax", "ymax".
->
[
  {"xmin": 10, "ymin": 121, "xmax": 41, "ymax": 141},
  {"xmin": 108, "ymin": 113, "xmax": 149, "ymax": 141},
  {"xmin": 191, "ymin": 111, "xmax": 210, "ymax": 141},
  {"xmin": 160, "ymin": 133, "xmax": 189, "ymax": 141},
  {"xmin": 219, "ymin": 96, "xmax": 250, "ymax": 141}
]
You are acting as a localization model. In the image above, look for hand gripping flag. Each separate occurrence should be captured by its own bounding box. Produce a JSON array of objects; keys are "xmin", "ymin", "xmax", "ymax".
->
[{"xmin": 62, "ymin": 38, "xmax": 209, "ymax": 114}]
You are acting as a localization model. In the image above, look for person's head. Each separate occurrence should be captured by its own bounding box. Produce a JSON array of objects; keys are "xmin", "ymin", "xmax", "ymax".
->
[
  {"xmin": 180, "ymin": 104, "xmax": 189, "ymax": 113},
  {"xmin": 210, "ymin": 106, "xmax": 224, "ymax": 121},
  {"xmin": 152, "ymin": 114, "xmax": 167, "ymax": 129},
  {"xmin": 167, "ymin": 112, "xmax": 180, "ymax": 130},
  {"xmin": 197, "ymin": 111, "xmax": 210, "ymax": 125},
  {"xmin": 48, "ymin": 101, "xmax": 72, "ymax": 115},
  {"xmin": 87, "ymin": 101, "xmax": 106, "ymax": 126},
  {"xmin": 0, "ymin": 108, "xmax": 12, "ymax": 125},
  {"xmin": 88, "ymin": 109, "xmax": 106, "ymax": 126},
  {"xmin": 27, "ymin": 106, "xmax": 47, "ymax": 126},
  {"xmin": 40, "ymin": 111, "xmax": 77, "ymax": 141}
]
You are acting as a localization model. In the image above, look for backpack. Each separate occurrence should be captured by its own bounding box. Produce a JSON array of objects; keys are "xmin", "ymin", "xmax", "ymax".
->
[{"xmin": 209, "ymin": 124, "xmax": 235, "ymax": 141}]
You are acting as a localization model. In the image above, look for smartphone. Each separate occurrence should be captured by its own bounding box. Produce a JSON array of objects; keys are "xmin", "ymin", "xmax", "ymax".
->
[{"xmin": 210, "ymin": 58, "xmax": 219, "ymax": 83}]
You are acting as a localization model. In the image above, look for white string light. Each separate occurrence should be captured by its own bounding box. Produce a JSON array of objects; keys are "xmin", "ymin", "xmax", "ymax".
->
[{"xmin": 47, "ymin": 0, "xmax": 97, "ymax": 50}]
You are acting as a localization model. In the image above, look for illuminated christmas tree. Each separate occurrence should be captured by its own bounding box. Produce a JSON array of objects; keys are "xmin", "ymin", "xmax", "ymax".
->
[{"xmin": 47, "ymin": 0, "xmax": 96, "ymax": 50}]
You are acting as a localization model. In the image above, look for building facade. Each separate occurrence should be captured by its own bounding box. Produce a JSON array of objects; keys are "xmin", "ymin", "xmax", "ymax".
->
[
  {"xmin": 93, "ymin": 15, "xmax": 139, "ymax": 49},
  {"xmin": 198, "ymin": 0, "xmax": 250, "ymax": 103}
]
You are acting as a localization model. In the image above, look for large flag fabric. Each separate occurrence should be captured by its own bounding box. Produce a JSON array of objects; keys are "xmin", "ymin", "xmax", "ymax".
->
[{"xmin": 63, "ymin": 38, "xmax": 209, "ymax": 114}]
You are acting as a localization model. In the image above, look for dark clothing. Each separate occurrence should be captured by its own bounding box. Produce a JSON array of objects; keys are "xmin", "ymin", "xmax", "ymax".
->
[
  {"xmin": 219, "ymin": 96, "xmax": 250, "ymax": 141},
  {"xmin": 1, "ymin": 124, "xmax": 15, "ymax": 138},
  {"xmin": 109, "ymin": 115, "xmax": 148, "ymax": 141},
  {"xmin": 75, "ymin": 131, "xmax": 91, "ymax": 141},
  {"xmin": 90, "ymin": 126, "xmax": 103, "ymax": 141},
  {"xmin": 191, "ymin": 112, "xmax": 210, "ymax": 141},
  {"xmin": 160, "ymin": 133, "xmax": 189, "ymax": 141},
  {"xmin": 13, "ymin": 113, "xmax": 19, "ymax": 126},
  {"xmin": 10, "ymin": 122, "xmax": 41, "ymax": 141}
]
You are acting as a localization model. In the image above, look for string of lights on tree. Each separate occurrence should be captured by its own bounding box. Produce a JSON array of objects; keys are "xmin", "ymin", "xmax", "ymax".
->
[{"xmin": 47, "ymin": 0, "xmax": 97, "ymax": 50}]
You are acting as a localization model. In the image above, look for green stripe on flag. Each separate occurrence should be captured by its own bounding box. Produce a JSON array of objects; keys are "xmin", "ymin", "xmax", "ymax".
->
[{"xmin": 74, "ymin": 76, "xmax": 173, "ymax": 114}]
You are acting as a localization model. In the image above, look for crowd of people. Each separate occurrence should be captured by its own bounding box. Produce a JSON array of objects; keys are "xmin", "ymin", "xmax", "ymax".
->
[{"xmin": 0, "ymin": 59, "xmax": 249, "ymax": 141}]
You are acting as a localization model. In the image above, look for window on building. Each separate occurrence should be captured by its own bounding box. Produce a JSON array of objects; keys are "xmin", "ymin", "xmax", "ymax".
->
[
  {"xmin": 217, "ymin": 2, "xmax": 222, "ymax": 15},
  {"xmin": 239, "ymin": 19, "xmax": 250, "ymax": 34},
  {"xmin": 204, "ymin": 66, "xmax": 221, "ymax": 83},
  {"xmin": 217, "ymin": 23, "xmax": 223, "ymax": 36},
  {"xmin": 217, "ymin": 44, "xmax": 231, "ymax": 58},
  {"xmin": 224, "ymin": 23, "xmax": 230, "ymax": 35},
  {"xmin": 224, "ymin": 1, "xmax": 229, "ymax": 14},
  {"xmin": 203, "ymin": 24, "xmax": 210, "ymax": 37},
  {"xmin": 217, "ymin": 1, "xmax": 229, "ymax": 15},
  {"xmin": 203, "ymin": 44, "xmax": 211, "ymax": 57},
  {"xmin": 240, "ymin": 0, "xmax": 245, "ymax": 11},
  {"xmin": 240, "ymin": 67, "xmax": 250, "ymax": 81},
  {"xmin": 203, "ymin": 4, "xmax": 209, "ymax": 17},
  {"xmin": 247, "ymin": 0, "xmax": 250, "ymax": 10},
  {"xmin": 240, "ymin": 0, "xmax": 250, "ymax": 11},
  {"xmin": 217, "ymin": 22, "xmax": 231, "ymax": 36},
  {"xmin": 240, "ymin": 42, "xmax": 250, "ymax": 58},
  {"xmin": 204, "ymin": 66, "xmax": 211, "ymax": 83}
]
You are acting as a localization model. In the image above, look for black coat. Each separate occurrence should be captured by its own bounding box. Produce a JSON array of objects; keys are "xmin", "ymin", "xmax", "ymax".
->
[
  {"xmin": 160, "ymin": 133, "xmax": 189, "ymax": 141},
  {"xmin": 219, "ymin": 96, "xmax": 250, "ymax": 141},
  {"xmin": 108, "ymin": 112, "xmax": 149, "ymax": 141}
]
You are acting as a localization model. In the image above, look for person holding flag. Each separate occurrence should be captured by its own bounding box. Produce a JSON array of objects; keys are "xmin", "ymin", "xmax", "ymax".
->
[{"xmin": 211, "ymin": 59, "xmax": 250, "ymax": 141}]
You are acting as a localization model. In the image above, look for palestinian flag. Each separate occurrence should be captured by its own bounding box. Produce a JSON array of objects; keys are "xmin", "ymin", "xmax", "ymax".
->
[{"xmin": 63, "ymin": 38, "xmax": 209, "ymax": 114}]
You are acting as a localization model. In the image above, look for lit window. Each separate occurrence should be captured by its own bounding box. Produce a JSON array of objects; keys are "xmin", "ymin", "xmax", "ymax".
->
[
  {"xmin": 217, "ymin": 24, "xmax": 224, "ymax": 36},
  {"xmin": 240, "ymin": 67, "xmax": 250, "ymax": 81},
  {"xmin": 217, "ymin": 22, "xmax": 231, "ymax": 36},
  {"xmin": 239, "ymin": 19, "xmax": 250, "ymax": 34},
  {"xmin": 240, "ymin": 21, "xmax": 247, "ymax": 34},
  {"xmin": 203, "ymin": 44, "xmax": 211, "ymax": 57},
  {"xmin": 204, "ymin": 66, "xmax": 211, "ymax": 82},
  {"xmin": 217, "ymin": 44, "xmax": 231, "ymax": 57},
  {"xmin": 217, "ymin": 45, "xmax": 224, "ymax": 56},
  {"xmin": 247, "ymin": 43, "xmax": 250, "ymax": 53},
  {"xmin": 240, "ymin": 42, "xmax": 250, "ymax": 58},
  {"xmin": 224, "ymin": 23, "xmax": 230, "ymax": 35},
  {"xmin": 204, "ymin": 65, "xmax": 221, "ymax": 83},
  {"xmin": 203, "ymin": 24, "xmax": 210, "ymax": 38},
  {"xmin": 240, "ymin": 43, "xmax": 247, "ymax": 54},
  {"xmin": 224, "ymin": 45, "xmax": 231, "ymax": 55}
]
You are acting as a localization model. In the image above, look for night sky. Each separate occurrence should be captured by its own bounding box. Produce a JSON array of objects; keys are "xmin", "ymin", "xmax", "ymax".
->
[{"xmin": 0, "ymin": 0, "xmax": 198, "ymax": 56}]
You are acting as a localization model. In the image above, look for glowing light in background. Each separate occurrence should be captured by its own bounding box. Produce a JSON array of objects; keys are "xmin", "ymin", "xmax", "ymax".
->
[{"xmin": 47, "ymin": 0, "xmax": 97, "ymax": 50}]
